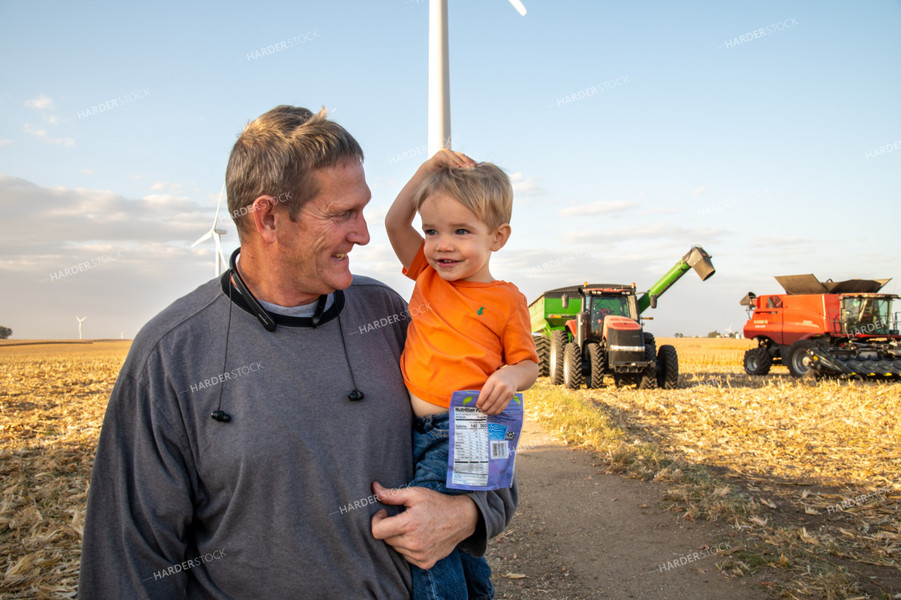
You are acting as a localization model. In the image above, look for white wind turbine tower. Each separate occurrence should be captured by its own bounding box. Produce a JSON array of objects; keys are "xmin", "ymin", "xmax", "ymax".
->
[
  {"xmin": 428, "ymin": 0, "xmax": 527, "ymax": 156},
  {"xmin": 76, "ymin": 316, "xmax": 86, "ymax": 340},
  {"xmin": 192, "ymin": 185, "xmax": 228, "ymax": 277}
]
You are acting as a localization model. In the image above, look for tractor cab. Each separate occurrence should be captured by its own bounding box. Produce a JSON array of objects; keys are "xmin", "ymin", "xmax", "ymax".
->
[{"xmin": 586, "ymin": 289, "xmax": 639, "ymax": 337}]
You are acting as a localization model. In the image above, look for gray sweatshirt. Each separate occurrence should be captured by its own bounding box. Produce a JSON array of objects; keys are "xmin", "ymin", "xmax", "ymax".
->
[{"xmin": 78, "ymin": 274, "xmax": 517, "ymax": 599}]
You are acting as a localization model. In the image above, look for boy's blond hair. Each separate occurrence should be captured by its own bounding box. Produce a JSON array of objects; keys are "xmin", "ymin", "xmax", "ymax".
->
[{"xmin": 412, "ymin": 162, "xmax": 512, "ymax": 230}]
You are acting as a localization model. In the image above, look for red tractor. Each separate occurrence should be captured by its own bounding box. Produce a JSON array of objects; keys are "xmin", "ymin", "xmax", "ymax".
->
[{"xmin": 741, "ymin": 274, "xmax": 901, "ymax": 378}]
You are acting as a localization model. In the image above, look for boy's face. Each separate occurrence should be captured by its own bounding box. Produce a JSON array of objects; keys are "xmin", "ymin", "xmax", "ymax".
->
[{"xmin": 418, "ymin": 193, "xmax": 510, "ymax": 283}]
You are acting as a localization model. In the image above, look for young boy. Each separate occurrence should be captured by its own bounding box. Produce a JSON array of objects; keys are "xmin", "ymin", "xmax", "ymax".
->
[{"xmin": 386, "ymin": 149, "xmax": 539, "ymax": 599}]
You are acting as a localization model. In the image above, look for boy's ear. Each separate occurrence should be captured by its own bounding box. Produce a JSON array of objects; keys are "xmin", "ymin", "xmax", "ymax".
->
[{"xmin": 491, "ymin": 224, "xmax": 512, "ymax": 251}]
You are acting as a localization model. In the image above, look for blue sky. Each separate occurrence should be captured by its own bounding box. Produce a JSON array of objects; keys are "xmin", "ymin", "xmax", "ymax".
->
[{"xmin": 2, "ymin": 0, "xmax": 900, "ymax": 339}]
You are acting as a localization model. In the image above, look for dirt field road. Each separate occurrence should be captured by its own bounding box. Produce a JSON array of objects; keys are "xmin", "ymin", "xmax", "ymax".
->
[{"xmin": 486, "ymin": 418, "xmax": 768, "ymax": 600}]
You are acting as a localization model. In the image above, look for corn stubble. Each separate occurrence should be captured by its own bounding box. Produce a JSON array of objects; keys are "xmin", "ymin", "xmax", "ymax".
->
[{"xmin": 1, "ymin": 338, "xmax": 899, "ymax": 599}]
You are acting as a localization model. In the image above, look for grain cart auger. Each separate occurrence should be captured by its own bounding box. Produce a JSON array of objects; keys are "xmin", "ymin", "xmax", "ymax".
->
[
  {"xmin": 530, "ymin": 246, "xmax": 715, "ymax": 390},
  {"xmin": 741, "ymin": 274, "xmax": 901, "ymax": 379}
]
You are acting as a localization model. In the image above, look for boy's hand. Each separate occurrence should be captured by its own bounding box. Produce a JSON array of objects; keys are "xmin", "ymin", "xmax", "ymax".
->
[
  {"xmin": 476, "ymin": 360, "xmax": 539, "ymax": 415},
  {"xmin": 476, "ymin": 369, "xmax": 519, "ymax": 415},
  {"xmin": 424, "ymin": 148, "xmax": 476, "ymax": 172}
]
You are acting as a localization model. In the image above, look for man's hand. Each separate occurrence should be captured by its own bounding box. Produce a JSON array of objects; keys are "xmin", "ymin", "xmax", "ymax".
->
[{"xmin": 370, "ymin": 481, "xmax": 478, "ymax": 569}]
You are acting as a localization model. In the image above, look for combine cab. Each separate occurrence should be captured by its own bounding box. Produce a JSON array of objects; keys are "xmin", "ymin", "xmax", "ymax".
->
[
  {"xmin": 741, "ymin": 274, "xmax": 901, "ymax": 378},
  {"xmin": 531, "ymin": 246, "xmax": 715, "ymax": 389}
]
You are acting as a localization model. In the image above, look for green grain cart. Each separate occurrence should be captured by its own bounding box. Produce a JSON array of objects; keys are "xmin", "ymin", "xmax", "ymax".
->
[{"xmin": 530, "ymin": 246, "xmax": 715, "ymax": 389}]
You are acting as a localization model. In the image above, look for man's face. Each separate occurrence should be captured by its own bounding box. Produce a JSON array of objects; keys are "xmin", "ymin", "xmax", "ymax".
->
[{"xmin": 278, "ymin": 159, "xmax": 371, "ymax": 301}]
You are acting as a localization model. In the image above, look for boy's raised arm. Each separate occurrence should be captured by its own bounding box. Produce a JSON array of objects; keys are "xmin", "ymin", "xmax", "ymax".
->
[{"xmin": 386, "ymin": 149, "xmax": 476, "ymax": 270}]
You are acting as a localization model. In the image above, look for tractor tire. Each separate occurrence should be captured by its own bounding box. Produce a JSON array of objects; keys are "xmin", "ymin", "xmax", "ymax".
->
[
  {"xmin": 549, "ymin": 330, "xmax": 567, "ymax": 385},
  {"xmin": 643, "ymin": 332, "xmax": 657, "ymax": 357},
  {"xmin": 586, "ymin": 342, "xmax": 605, "ymax": 388},
  {"xmin": 534, "ymin": 335, "xmax": 550, "ymax": 377},
  {"xmin": 563, "ymin": 342, "xmax": 584, "ymax": 389},
  {"xmin": 786, "ymin": 341, "xmax": 816, "ymax": 377},
  {"xmin": 638, "ymin": 365, "xmax": 657, "ymax": 389},
  {"xmin": 656, "ymin": 345, "xmax": 679, "ymax": 389},
  {"xmin": 744, "ymin": 347, "xmax": 772, "ymax": 375}
]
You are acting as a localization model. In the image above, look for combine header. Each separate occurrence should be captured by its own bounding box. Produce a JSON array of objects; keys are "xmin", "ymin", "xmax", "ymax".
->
[{"xmin": 741, "ymin": 274, "xmax": 901, "ymax": 378}]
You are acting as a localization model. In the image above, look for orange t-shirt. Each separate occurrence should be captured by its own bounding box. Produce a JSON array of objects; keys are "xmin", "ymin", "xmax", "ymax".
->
[{"xmin": 401, "ymin": 244, "xmax": 538, "ymax": 408}]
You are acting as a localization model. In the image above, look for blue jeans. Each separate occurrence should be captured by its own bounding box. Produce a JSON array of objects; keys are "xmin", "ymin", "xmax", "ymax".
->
[{"xmin": 410, "ymin": 412, "xmax": 494, "ymax": 600}]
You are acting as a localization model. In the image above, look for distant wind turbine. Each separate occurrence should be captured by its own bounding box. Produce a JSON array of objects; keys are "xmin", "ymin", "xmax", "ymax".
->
[
  {"xmin": 428, "ymin": 0, "xmax": 526, "ymax": 156},
  {"xmin": 76, "ymin": 316, "xmax": 86, "ymax": 340},
  {"xmin": 192, "ymin": 184, "xmax": 228, "ymax": 277}
]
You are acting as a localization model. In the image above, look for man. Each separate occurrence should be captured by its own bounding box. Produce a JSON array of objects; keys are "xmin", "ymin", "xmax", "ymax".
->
[{"xmin": 78, "ymin": 106, "xmax": 516, "ymax": 598}]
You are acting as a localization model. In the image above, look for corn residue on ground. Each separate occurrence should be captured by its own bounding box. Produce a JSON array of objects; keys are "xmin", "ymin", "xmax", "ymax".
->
[
  {"xmin": 529, "ymin": 338, "xmax": 900, "ymax": 599},
  {"xmin": 1, "ymin": 338, "xmax": 899, "ymax": 598}
]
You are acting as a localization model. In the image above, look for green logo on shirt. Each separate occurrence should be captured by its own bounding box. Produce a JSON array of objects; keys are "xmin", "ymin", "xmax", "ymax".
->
[{"xmin": 477, "ymin": 307, "xmax": 485, "ymax": 315}]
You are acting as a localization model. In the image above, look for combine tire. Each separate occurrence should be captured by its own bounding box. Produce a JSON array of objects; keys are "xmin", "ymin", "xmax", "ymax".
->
[
  {"xmin": 563, "ymin": 342, "xmax": 584, "ymax": 389},
  {"xmin": 786, "ymin": 341, "xmax": 816, "ymax": 377},
  {"xmin": 656, "ymin": 345, "xmax": 679, "ymax": 389},
  {"xmin": 586, "ymin": 342, "xmax": 605, "ymax": 388},
  {"xmin": 744, "ymin": 347, "xmax": 772, "ymax": 375},
  {"xmin": 534, "ymin": 335, "xmax": 549, "ymax": 377},
  {"xmin": 549, "ymin": 330, "xmax": 567, "ymax": 385}
]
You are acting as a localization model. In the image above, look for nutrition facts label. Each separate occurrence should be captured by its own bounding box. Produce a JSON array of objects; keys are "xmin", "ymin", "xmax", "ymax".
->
[{"xmin": 450, "ymin": 407, "xmax": 489, "ymax": 488}]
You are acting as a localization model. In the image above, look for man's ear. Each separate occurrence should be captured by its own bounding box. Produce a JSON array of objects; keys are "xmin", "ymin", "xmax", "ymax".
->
[
  {"xmin": 491, "ymin": 224, "xmax": 512, "ymax": 252},
  {"xmin": 249, "ymin": 196, "xmax": 280, "ymax": 243}
]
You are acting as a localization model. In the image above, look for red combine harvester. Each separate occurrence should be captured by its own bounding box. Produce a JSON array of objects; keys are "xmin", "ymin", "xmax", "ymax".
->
[{"xmin": 741, "ymin": 274, "xmax": 901, "ymax": 378}]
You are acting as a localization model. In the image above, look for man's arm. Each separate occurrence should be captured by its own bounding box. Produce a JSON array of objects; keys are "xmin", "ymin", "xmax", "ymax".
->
[
  {"xmin": 370, "ymin": 478, "xmax": 517, "ymax": 568},
  {"xmin": 79, "ymin": 369, "xmax": 194, "ymax": 599},
  {"xmin": 385, "ymin": 149, "xmax": 475, "ymax": 270}
]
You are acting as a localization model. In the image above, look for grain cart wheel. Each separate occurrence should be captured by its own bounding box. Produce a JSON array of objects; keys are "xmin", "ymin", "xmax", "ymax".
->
[
  {"xmin": 656, "ymin": 345, "xmax": 679, "ymax": 389},
  {"xmin": 549, "ymin": 330, "xmax": 567, "ymax": 385},
  {"xmin": 586, "ymin": 342, "xmax": 605, "ymax": 388},
  {"xmin": 563, "ymin": 342, "xmax": 584, "ymax": 389},
  {"xmin": 743, "ymin": 347, "xmax": 772, "ymax": 375},
  {"xmin": 534, "ymin": 335, "xmax": 550, "ymax": 377},
  {"xmin": 786, "ymin": 341, "xmax": 815, "ymax": 377}
]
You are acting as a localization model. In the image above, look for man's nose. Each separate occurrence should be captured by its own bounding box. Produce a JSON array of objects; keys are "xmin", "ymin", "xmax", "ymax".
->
[{"xmin": 349, "ymin": 213, "xmax": 370, "ymax": 246}]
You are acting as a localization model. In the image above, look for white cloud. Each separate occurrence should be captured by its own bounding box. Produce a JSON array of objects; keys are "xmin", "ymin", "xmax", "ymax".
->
[
  {"xmin": 24, "ymin": 123, "xmax": 74, "ymax": 147},
  {"xmin": 559, "ymin": 200, "xmax": 635, "ymax": 217},
  {"xmin": 150, "ymin": 181, "xmax": 184, "ymax": 193},
  {"xmin": 80, "ymin": 169, "xmax": 93, "ymax": 175},
  {"xmin": 0, "ymin": 139, "xmax": 12, "ymax": 147},
  {"xmin": 509, "ymin": 172, "xmax": 546, "ymax": 197},
  {"xmin": 25, "ymin": 94, "xmax": 54, "ymax": 110},
  {"xmin": 691, "ymin": 185, "xmax": 707, "ymax": 196}
]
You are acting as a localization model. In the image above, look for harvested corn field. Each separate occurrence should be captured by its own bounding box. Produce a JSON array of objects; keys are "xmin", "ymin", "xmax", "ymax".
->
[
  {"xmin": 527, "ymin": 337, "xmax": 900, "ymax": 599},
  {"xmin": 1, "ymin": 338, "xmax": 899, "ymax": 599}
]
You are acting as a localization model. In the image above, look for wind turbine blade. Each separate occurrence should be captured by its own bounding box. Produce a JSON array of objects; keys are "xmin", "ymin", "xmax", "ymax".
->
[
  {"xmin": 192, "ymin": 230, "xmax": 213, "ymax": 247},
  {"xmin": 508, "ymin": 0, "xmax": 527, "ymax": 16},
  {"xmin": 214, "ymin": 234, "xmax": 226, "ymax": 276},
  {"xmin": 212, "ymin": 183, "xmax": 226, "ymax": 228}
]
